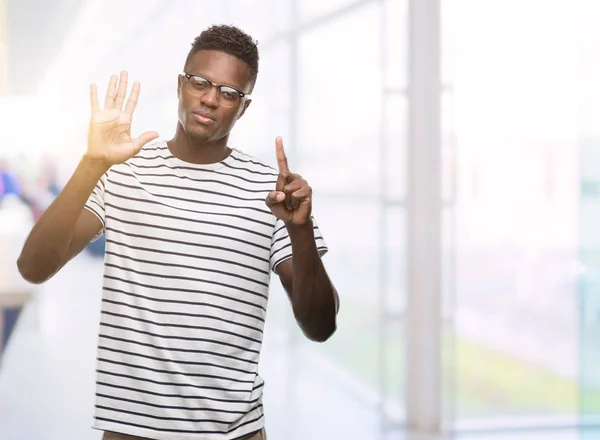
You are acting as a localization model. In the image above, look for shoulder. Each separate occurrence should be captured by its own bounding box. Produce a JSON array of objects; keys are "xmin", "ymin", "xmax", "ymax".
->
[
  {"xmin": 227, "ymin": 148, "xmax": 279, "ymax": 176},
  {"xmin": 106, "ymin": 141, "xmax": 167, "ymax": 180},
  {"xmin": 111, "ymin": 140, "xmax": 168, "ymax": 171},
  {"xmin": 135, "ymin": 140, "xmax": 169, "ymax": 160}
]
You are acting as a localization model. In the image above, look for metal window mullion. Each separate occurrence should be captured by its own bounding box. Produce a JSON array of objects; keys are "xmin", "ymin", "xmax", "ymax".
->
[{"xmin": 406, "ymin": 0, "xmax": 443, "ymax": 435}]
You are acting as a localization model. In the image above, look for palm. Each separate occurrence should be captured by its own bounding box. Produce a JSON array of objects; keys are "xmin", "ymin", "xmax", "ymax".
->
[{"xmin": 87, "ymin": 71, "xmax": 158, "ymax": 166}]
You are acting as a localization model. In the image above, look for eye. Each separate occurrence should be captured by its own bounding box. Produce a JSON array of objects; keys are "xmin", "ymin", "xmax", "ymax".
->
[
  {"xmin": 220, "ymin": 87, "xmax": 240, "ymax": 102},
  {"xmin": 190, "ymin": 76, "xmax": 210, "ymax": 90}
]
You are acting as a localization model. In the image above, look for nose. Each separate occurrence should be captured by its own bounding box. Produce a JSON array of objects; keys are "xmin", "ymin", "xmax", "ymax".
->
[{"xmin": 200, "ymin": 85, "xmax": 219, "ymax": 108}]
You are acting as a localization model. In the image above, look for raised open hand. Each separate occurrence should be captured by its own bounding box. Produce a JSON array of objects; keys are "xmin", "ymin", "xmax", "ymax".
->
[
  {"xmin": 86, "ymin": 71, "xmax": 159, "ymax": 167},
  {"xmin": 265, "ymin": 137, "xmax": 312, "ymax": 226}
]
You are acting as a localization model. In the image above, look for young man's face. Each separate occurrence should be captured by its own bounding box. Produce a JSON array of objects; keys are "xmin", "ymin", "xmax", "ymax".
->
[{"xmin": 177, "ymin": 50, "xmax": 253, "ymax": 144}]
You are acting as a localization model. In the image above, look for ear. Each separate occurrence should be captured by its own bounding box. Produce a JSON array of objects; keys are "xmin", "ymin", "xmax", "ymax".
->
[
  {"xmin": 177, "ymin": 74, "xmax": 183, "ymax": 97},
  {"xmin": 237, "ymin": 99, "xmax": 252, "ymax": 120}
]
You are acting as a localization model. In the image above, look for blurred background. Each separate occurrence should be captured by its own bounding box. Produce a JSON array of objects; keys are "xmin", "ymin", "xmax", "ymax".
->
[{"xmin": 1, "ymin": 0, "xmax": 600, "ymax": 439}]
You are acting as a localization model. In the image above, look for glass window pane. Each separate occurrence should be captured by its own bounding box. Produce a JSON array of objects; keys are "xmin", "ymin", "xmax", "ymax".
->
[
  {"xmin": 579, "ymin": 139, "xmax": 600, "ymax": 425},
  {"xmin": 298, "ymin": 0, "xmax": 357, "ymax": 22},
  {"xmin": 442, "ymin": 205, "xmax": 457, "ymax": 428},
  {"xmin": 223, "ymin": 0, "xmax": 291, "ymax": 42},
  {"xmin": 381, "ymin": 207, "xmax": 407, "ymax": 423},
  {"xmin": 442, "ymin": 0, "xmax": 455, "ymax": 86},
  {"xmin": 442, "ymin": 91, "xmax": 455, "ymax": 204},
  {"xmin": 384, "ymin": 95, "xmax": 407, "ymax": 201},
  {"xmin": 382, "ymin": 318, "xmax": 407, "ymax": 424},
  {"xmin": 579, "ymin": 1, "xmax": 600, "ymax": 425},
  {"xmin": 384, "ymin": 0, "xmax": 408, "ymax": 90},
  {"xmin": 383, "ymin": 207, "xmax": 407, "ymax": 315},
  {"xmin": 304, "ymin": 197, "xmax": 381, "ymax": 387},
  {"xmin": 296, "ymin": 2, "xmax": 381, "ymax": 196},
  {"xmin": 230, "ymin": 43, "xmax": 291, "ymax": 160},
  {"xmin": 300, "ymin": 198, "xmax": 406, "ymax": 415},
  {"xmin": 449, "ymin": 0, "xmax": 583, "ymax": 426}
]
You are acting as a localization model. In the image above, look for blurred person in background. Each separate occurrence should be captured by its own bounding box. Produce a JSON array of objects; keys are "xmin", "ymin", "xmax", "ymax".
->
[
  {"xmin": 16, "ymin": 24, "xmax": 339, "ymax": 440},
  {"xmin": 37, "ymin": 154, "xmax": 62, "ymax": 197},
  {"xmin": 0, "ymin": 156, "xmax": 55, "ymax": 221},
  {"xmin": 28, "ymin": 155, "xmax": 62, "ymax": 220},
  {"xmin": 0, "ymin": 159, "xmax": 23, "ymax": 199}
]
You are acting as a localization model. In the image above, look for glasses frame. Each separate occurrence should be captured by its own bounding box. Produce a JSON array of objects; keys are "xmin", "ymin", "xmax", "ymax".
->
[{"xmin": 181, "ymin": 72, "xmax": 249, "ymax": 107}]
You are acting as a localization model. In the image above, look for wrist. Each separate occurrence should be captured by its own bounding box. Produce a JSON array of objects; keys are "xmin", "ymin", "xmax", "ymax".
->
[
  {"xmin": 81, "ymin": 154, "xmax": 110, "ymax": 178},
  {"xmin": 286, "ymin": 218, "xmax": 314, "ymax": 238}
]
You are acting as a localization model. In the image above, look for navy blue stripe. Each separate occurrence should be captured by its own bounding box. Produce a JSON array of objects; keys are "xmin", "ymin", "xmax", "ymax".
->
[
  {"xmin": 105, "ymin": 186, "xmax": 274, "ymax": 228},
  {"xmin": 107, "ymin": 179, "xmax": 272, "ymax": 216},
  {"xmin": 101, "ymin": 284, "xmax": 265, "ymax": 325},
  {"xmin": 103, "ymin": 274, "xmax": 267, "ymax": 312},
  {"xmin": 93, "ymin": 413, "xmax": 264, "ymax": 435},
  {"xmin": 105, "ymin": 238, "xmax": 270, "ymax": 276},
  {"xmin": 106, "ymin": 226, "xmax": 270, "ymax": 264},
  {"xmin": 97, "ymin": 357, "xmax": 254, "ymax": 382},
  {"xmin": 104, "ymin": 262, "xmax": 268, "ymax": 300},
  {"xmin": 105, "ymin": 250, "xmax": 269, "ymax": 288},
  {"xmin": 100, "ymin": 314, "xmax": 262, "ymax": 347}
]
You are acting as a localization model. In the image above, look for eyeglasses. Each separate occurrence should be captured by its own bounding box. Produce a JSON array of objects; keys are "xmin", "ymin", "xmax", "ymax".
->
[{"xmin": 182, "ymin": 73, "xmax": 248, "ymax": 108}]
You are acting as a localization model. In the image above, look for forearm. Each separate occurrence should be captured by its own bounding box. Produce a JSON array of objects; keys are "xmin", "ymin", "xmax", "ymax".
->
[
  {"xmin": 288, "ymin": 219, "xmax": 338, "ymax": 342},
  {"xmin": 17, "ymin": 155, "xmax": 108, "ymax": 283}
]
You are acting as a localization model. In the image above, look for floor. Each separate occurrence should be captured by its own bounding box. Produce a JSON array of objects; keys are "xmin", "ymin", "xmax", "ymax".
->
[{"xmin": 0, "ymin": 252, "xmax": 598, "ymax": 440}]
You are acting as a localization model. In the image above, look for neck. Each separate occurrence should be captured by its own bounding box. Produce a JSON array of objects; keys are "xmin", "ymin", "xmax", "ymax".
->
[{"xmin": 167, "ymin": 124, "xmax": 231, "ymax": 165}]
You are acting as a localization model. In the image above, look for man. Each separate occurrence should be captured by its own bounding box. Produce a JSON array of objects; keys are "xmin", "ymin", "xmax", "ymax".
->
[{"xmin": 17, "ymin": 25, "xmax": 339, "ymax": 440}]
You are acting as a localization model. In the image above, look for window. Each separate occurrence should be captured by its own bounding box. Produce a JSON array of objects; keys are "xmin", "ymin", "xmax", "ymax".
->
[
  {"xmin": 447, "ymin": 0, "xmax": 589, "ymax": 427},
  {"xmin": 293, "ymin": 2, "xmax": 409, "ymax": 422}
]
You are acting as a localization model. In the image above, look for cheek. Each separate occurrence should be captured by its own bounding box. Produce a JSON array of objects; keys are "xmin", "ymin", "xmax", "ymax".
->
[
  {"xmin": 178, "ymin": 96, "xmax": 194, "ymax": 124},
  {"xmin": 177, "ymin": 94, "xmax": 185, "ymax": 116},
  {"xmin": 217, "ymin": 109, "xmax": 241, "ymax": 129}
]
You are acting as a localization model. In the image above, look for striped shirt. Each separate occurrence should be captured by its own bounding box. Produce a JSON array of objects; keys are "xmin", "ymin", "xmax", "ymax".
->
[{"xmin": 84, "ymin": 141, "xmax": 328, "ymax": 440}]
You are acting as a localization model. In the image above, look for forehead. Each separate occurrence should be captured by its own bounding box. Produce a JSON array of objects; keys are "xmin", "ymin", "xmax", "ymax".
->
[{"xmin": 186, "ymin": 50, "xmax": 252, "ymax": 91}]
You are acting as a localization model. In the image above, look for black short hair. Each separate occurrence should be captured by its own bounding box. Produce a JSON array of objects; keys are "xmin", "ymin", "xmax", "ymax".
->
[{"xmin": 185, "ymin": 25, "xmax": 259, "ymax": 91}]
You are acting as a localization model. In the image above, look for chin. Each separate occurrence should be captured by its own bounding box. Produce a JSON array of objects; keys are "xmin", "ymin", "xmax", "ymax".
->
[{"xmin": 185, "ymin": 125, "xmax": 214, "ymax": 143}]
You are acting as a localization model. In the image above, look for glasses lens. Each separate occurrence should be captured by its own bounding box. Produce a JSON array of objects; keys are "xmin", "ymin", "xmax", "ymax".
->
[
  {"xmin": 185, "ymin": 75, "xmax": 242, "ymax": 107},
  {"xmin": 218, "ymin": 86, "xmax": 241, "ymax": 108},
  {"xmin": 186, "ymin": 76, "xmax": 211, "ymax": 97}
]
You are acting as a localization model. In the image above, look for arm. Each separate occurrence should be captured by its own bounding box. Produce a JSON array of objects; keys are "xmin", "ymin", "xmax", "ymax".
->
[
  {"xmin": 277, "ymin": 221, "xmax": 338, "ymax": 342},
  {"xmin": 266, "ymin": 137, "xmax": 339, "ymax": 342},
  {"xmin": 17, "ymin": 71, "xmax": 158, "ymax": 284},
  {"xmin": 17, "ymin": 157, "xmax": 108, "ymax": 284}
]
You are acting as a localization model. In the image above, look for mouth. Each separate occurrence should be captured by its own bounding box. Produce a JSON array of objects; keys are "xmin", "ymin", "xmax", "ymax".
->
[{"xmin": 192, "ymin": 110, "xmax": 216, "ymax": 125}]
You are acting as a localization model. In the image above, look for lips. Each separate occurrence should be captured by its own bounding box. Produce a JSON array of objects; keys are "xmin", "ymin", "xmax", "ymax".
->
[{"xmin": 192, "ymin": 109, "xmax": 216, "ymax": 125}]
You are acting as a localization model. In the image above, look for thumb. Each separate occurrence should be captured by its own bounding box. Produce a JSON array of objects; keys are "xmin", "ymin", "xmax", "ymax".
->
[
  {"xmin": 265, "ymin": 191, "xmax": 286, "ymax": 208},
  {"xmin": 131, "ymin": 131, "xmax": 159, "ymax": 154}
]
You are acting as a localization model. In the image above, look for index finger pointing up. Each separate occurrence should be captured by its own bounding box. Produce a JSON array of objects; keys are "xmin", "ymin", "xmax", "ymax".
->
[{"xmin": 276, "ymin": 136, "xmax": 290, "ymax": 174}]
